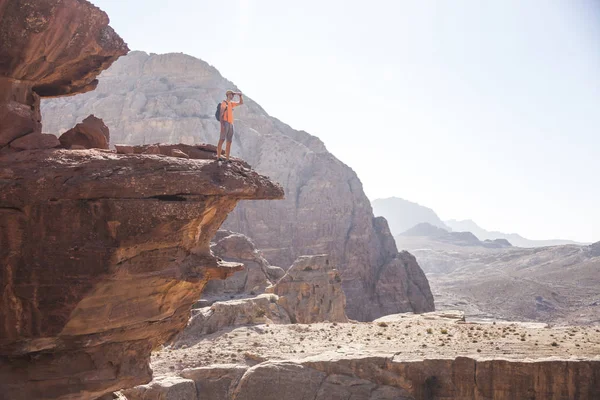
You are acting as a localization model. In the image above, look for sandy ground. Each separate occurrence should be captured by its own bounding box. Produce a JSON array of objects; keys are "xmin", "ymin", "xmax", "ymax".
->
[{"xmin": 150, "ymin": 312, "xmax": 600, "ymax": 376}]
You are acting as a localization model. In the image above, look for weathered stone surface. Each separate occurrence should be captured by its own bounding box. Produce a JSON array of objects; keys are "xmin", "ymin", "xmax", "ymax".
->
[
  {"xmin": 132, "ymin": 313, "xmax": 600, "ymax": 400},
  {"xmin": 0, "ymin": 0, "xmax": 128, "ymax": 151},
  {"xmin": 0, "ymin": 0, "xmax": 129, "ymax": 97},
  {"xmin": 42, "ymin": 51, "xmax": 435, "ymax": 321},
  {"xmin": 125, "ymin": 356, "xmax": 600, "ymax": 400},
  {"xmin": 268, "ymin": 255, "xmax": 347, "ymax": 324},
  {"xmin": 59, "ymin": 114, "xmax": 110, "ymax": 149},
  {"xmin": 121, "ymin": 376, "xmax": 196, "ymax": 400},
  {"xmin": 9, "ymin": 132, "xmax": 60, "ymax": 150},
  {"xmin": 0, "ymin": 149, "xmax": 283, "ymax": 400},
  {"xmin": 175, "ymin": 294, "xmax": 291, "ymax": 341},
  {"xmin": 181, "ymin": 365, "xmax": 247, "ymax": 400},
  {"xmin": 174, "ymin": 254, "xmax": 347, "ymax": 344},
  {"xmin": 203, "ymin": 230, "xmax": 283, "ymax": 301},
  {"xmin": 0, "ymin": 78, "xmax": 41, "ymax": 147}
]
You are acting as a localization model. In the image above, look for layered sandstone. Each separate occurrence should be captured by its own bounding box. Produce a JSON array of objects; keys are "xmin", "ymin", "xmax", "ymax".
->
[
  {"xmin": 42, "ymin": 51, "xmax": 435, "ymax": 320},
  {"xmin": 124, "ymin": 312, "xmax": 600, "ymax": 399},
  {"xmin": 0, "ymin": 150, "xmax": 283, "ymax": 400},
  {"xmin": 0, "ymin": 0, "xmax": 128, "ymax": 150}
]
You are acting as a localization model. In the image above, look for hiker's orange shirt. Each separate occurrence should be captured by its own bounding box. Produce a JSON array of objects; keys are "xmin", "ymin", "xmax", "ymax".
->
[{"xmin": 221, "ymin": 100, "xmax": 240, "ymax": 123}]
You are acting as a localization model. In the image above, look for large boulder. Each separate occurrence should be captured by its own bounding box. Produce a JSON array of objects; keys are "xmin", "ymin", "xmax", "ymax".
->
[{"xmin": 59, "ymin": 114, "xmax": 110, "ymax": 149}]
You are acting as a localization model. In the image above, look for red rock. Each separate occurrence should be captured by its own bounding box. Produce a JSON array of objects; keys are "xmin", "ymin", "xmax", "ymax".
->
[
  {"xmin": 0, "ymin": 0, "xmax": 128, "ymax": 152},
  {"xmin": 59, "ymin": 115, "xmax": 110, "ymax": 149},
  {"xmin": 0, "ymin": 149, "xmax": 284, "ymax": 400},
  {"xmin": 0, "ymin": 78, "xmax": 41, "ymax": 147},
  {"xmin": 9, "ymin": 133, "xmax": 60, "ymax": 150}
]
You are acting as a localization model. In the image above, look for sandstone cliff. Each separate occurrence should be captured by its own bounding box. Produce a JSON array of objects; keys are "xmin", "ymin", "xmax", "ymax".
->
[
  {"xmin": 42, "ymin": 51, "xmax": 435, "ymax": 320},
  {"xmin": 0, "ymin": 2, "xmax": 284, "ymax": 399},
  {"xmin": 0, "ymin": 149, "xmax": 283, "ymax": 400}
]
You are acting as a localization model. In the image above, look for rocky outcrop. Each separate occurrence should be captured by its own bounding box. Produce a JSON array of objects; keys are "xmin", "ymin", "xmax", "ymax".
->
[
  {"xmin": 174, "ymin": 255, "xmax": 347, "ymax": 343},
  {"xmin": 201, "ymin": 230, "xmax": 285, "ymax": 302},
  {"xmin": 42, "ymin": 51, "xmax": 435, "ymax": 321},
  {"xmin": 130, "ymin": 357, "xmax": 600, "ymax": 400},
  {"xmin": 0, "ymin": 149, "xmax": 283, "ymax": 400},
  {"xmin": 268, "ymin": 255, "xmax": 347, "ymax": 324},
  {"xmin": 122, "ymin": 312, "xmax": 600, "ymax": 400},
  {"xmin": 0, "ymin": 0, "xmax": 128, "ymax": 150},
  {"xmin": 175, "ymin": 294, "xmax": 292, "ymax": 341},
  {"xmin": 59, "ymin": 114, "xmax": 110, "ymax": 149}
]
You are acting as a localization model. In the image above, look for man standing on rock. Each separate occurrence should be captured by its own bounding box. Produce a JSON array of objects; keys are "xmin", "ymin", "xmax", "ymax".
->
[{"xmin": 217, "ymin": 89, "xmax": 243, "ymax": 163}]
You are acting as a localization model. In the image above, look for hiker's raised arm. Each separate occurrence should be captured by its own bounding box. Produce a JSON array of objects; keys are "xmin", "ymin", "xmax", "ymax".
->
[{"xmin": 237, "ymin": 92, "xmax": 244, "ymax": 105}]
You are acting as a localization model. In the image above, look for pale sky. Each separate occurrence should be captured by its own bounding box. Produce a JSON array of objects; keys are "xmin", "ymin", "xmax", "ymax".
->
[{"xmin": 93, "ymin": 0, "xmax": 600, "ymax": 242}]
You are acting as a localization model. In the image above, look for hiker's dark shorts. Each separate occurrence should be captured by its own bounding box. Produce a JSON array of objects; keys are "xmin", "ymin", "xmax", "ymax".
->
[{"xmin": 220, "ymin": 121, "xmax": 234, "ymax": 142}]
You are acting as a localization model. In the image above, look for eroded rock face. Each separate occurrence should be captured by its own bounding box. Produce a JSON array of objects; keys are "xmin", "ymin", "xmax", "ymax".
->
[
  {"xmin": 0, "ymin": 150, "xmax": 283, "ymax": 400},
  {"xmin": 0, "ymin": 0, "xmax": 128, "ymax": 151},
  {"xmin": 174, "ymin": 255, "xmax": 347, "ymax": 343},
  {"xmin": 268, "ymin": 255, "xmax": 348, "ymax": 324},
  {"xmin": 41, "ymin": 51, "xmax": 435, "ymax": 321},
  {"xmin": 202, "ymin": 230, "xmax": 285, "ymax": 302}
]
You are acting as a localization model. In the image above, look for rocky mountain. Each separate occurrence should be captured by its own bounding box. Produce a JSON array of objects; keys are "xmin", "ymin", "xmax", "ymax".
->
[
  {"xmin": 41, "ymin": 51, "xmax": 434, "ymax": 321},
  {"xmin": 401, "ymin": 222, "xmax": 512, "ymax": 249},
  {"xmin": 445, "ymin": 219, "xmax": 585, "ymax": 248},
  {"xmin": 371, "ymin": 197, "xmax": 448, "ymax": 236},
  {"xmin": 396, "ymin": 233, "xmax": 600, "ymax": 325}
]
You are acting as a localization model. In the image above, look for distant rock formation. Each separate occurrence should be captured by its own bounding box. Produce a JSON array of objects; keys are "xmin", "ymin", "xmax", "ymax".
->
[
  {"xmin": 372, "ymin": 197, "xmax": 449, "ymax": 235},
  {"xmin": 397, "ymin": 234, "xmax": 600, "ymax": 325},
  {"xmin": 445, "ymin": 219, "xmax": 586, "ymax": 248},
  {"xmin": 400, "ymin": 222, "xmax": 512, "ymax": 248},
  {"xmin": 42, "ymin": 51, "xmax": 435, "ymax": 321}
]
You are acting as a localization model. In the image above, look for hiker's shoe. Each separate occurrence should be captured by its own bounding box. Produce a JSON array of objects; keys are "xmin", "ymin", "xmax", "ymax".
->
[{"xmin": 226, "ymin": 159, "xmax": 232, "ymax": 164}]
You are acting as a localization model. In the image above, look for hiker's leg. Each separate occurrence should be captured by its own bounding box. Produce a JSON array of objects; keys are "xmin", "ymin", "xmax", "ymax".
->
[
  {"xmin": 225, "ymin": 141, "xmax": 232, "ymax": 160},
  {"xmin": 217, "ymin": 139, "xmax": 224, "ymax": 159},
  {"xmin": 217, "ymin": 122, "xmax": 226, "ymax": 160},
  {"xmin": 225, "ymin": 123, "xmax": 234, "ymax": 161}
]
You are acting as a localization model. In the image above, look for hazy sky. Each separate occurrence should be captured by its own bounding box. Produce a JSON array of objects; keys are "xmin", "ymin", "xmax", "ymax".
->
[{"xmin": 93, "ymin": 0, "xmax": 600, "ymax": 242}]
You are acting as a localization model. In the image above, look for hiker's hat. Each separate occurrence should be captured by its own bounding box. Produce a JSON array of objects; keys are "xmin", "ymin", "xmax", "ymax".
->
[{"xmin": 226, "ymin": 90, "xmax": 234, "ymax": 95}]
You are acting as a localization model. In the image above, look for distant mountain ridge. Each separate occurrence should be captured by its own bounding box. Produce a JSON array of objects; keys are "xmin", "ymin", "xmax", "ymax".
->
[
  {"xmin": 372, "ymin": 197, "xmax": 448, "ymax": 236},
  {"xmin": 445, "ymin": 219, "xmax": 586, "ymax": 248},
  {"xmin": 371, "ymin": 197, "xmax": 586, "ymax": 248},
  {"xmin": 401, "ymin": 223, "xmax": 512, "ymax": 249}
]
